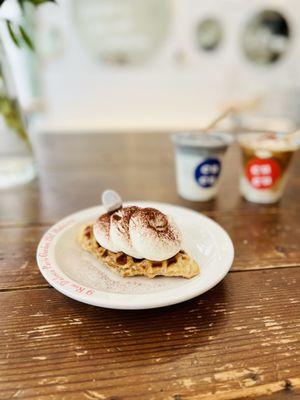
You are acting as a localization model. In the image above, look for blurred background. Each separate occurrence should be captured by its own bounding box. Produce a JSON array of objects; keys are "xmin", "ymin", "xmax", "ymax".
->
[{"xmin": 2, "ymin": 0, "xmax": 300, "ymax": 134}]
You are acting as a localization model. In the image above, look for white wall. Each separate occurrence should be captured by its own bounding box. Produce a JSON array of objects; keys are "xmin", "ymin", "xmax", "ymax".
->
[{"xmin": 27, "ymin": 0, "xmax": 300, "ymax": 132}]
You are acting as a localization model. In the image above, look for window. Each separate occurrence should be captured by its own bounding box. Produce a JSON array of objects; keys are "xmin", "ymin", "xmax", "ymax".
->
[{"xmin": 242, "ymin": 10, "xmax": 290, "ymax": 65}]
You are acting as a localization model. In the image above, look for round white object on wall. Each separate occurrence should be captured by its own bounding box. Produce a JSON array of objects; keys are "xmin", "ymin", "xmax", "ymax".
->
[{"xmin": 72, "ymin": 0, "xmax": 171, "ymax": 65}]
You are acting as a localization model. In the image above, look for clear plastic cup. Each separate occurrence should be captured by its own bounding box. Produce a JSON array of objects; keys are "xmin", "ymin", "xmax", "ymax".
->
[
  {"xmin": 172, "ymin": 131, "xmax": 233, "ymax": 201},
  {"xmin": 238, "ymin": 132, "xmax": 299, "ymax": 204}
]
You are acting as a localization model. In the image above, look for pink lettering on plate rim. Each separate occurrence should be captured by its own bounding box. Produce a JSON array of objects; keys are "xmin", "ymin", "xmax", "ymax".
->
[{"xmin": 38, "ymin": 218, "xmax": 95, "ymax": 297}]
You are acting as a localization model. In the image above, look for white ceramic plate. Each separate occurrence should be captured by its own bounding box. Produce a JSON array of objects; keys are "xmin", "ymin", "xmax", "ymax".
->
[{"xmin": 36, "ymin": 202, "xmax": 234, "ymax": 310}]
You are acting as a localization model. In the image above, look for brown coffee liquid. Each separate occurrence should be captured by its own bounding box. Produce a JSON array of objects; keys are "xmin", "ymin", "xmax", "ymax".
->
[
  {"xmin": 241, "ymin": 146, "xmax": 294, "ymax": 191},
  {"xmin": 241, "ymin": 146, "xmax": 293, "ymax": 172}
]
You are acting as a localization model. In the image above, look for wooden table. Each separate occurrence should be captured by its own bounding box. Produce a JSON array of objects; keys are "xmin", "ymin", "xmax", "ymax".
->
[{"xmin": 0, "ymin": 133, "xmax": 299, "ymax": 400}]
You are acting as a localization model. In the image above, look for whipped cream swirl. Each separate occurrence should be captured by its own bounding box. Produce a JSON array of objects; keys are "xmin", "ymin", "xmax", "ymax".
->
[{"xmin": 93, "ymin": 206, "xmax": 182, "ymax": 261}]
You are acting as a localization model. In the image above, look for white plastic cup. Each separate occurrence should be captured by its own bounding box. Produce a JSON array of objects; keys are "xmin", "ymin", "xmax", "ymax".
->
[
  {"xmin": 238, "ymin": 132, "xmax": 299, "ymax": 204},
  {"xmin": 172, "ymin": 131, "xmax": 233, "ymax": 201}
]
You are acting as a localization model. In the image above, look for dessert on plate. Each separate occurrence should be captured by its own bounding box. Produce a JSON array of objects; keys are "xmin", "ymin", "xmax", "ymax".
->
[{"xmin": 78, "ymin": 191, "xmax": 199, "ymax": 278}]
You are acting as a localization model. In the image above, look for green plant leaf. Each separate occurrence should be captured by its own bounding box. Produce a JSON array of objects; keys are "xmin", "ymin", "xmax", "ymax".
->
[
  {"xmin": 19, "ymin": 25, "xmax": 34, "ymax": 50},
  {"xmin": 5, "ymin": 20, "xmax": 20, "ymax": 48},
  {"xmin": 17, "ymin": 0, "xmax": 56, "ymax": 10},
  {"xmin": 0, "ymin": 96, "xmax": 29, "ymax": 143},
  {"xmin": 19, "ymin": 0, "xmax": 56, "ymax": 5},
  {"xmin": 17, "ymin": 0, "xmax": 26, "ymax": 10},
  {"xmin": 4, "ymin": 0, "xmax": 56, "ymax": 49}
]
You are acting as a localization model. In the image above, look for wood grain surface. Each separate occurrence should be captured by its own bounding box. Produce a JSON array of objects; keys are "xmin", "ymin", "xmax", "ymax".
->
[
  {"xmin": 0, "ymin": 133, "xmax": 299, "ymax": 399},
  {"xmin": 0, "ymin": 226, "xmax": 48, "ymax": 290},
  {"xmin": 0, "ymin": 268, "xmax": 299, "ymax": 400}
]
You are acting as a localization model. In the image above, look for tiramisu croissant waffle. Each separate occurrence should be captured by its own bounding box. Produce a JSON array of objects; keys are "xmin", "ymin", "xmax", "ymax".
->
[{"xmin": 78, "ymin": 192, "xmax": 199, "ymax": 278}]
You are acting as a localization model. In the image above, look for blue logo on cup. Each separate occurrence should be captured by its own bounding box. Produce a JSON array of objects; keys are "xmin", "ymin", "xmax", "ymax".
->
[{"xmin": 195, "ymin": 158, "xmax": 221, "ymax": 188}]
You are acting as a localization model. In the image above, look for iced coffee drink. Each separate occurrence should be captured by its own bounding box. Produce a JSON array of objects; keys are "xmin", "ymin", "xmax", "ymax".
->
[{"xmin": 238, "ymin": 132, "xmax": 299, "ymax": 203}]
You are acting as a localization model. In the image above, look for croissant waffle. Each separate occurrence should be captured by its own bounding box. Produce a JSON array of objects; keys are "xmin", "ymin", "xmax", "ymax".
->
[{"xmin": 78, "ymin": 224, "xmax": 200, "ymax": 279}]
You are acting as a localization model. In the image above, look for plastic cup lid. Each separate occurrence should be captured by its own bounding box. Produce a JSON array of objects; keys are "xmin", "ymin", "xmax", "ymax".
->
[
  {"xmin": 238, "ymin": 132, "xmax": 300, "ymax": 152},
  {"xmin": 172, "ymin": 131, "xmax": 233, "ymax": 149}
]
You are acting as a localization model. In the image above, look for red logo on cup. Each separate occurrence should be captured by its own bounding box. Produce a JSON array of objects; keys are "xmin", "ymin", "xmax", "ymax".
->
[{"xmin": 246, "ymin": 158, "xmax": 281, "ymax": 189}]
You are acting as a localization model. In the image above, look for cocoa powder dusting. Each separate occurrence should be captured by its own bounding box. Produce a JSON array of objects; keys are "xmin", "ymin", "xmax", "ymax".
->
[
  {"xmin": 95, "ymin": 206, "xmax": 180, "ymax": 258},
  {"xmin": 138, "ymin": 208, "xmax": 179, "ymax": 242},
  {"xmin": 113, "ymin": 206, "xmax": 139, "ymax": 237},
  {"xmin": 97, "ymin": 212, "xmax": 112, "ymax": 240}
]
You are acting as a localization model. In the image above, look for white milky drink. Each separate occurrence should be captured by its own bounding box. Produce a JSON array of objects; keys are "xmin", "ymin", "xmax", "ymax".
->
[
  {"xmin": 172, "ymin": 132, "xmax": 233, "ymax": 201},
  {"xmin": 238, "ymin": 132, "xmax": 300, "ymax": 204}
]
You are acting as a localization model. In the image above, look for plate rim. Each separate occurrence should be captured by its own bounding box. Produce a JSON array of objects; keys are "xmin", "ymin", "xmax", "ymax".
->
[{"xmin": 36, "ymin": 201, "xmax": 234, "ymax": 310}]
